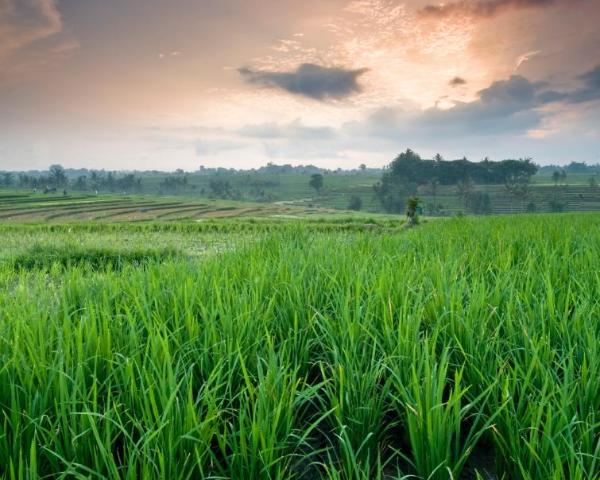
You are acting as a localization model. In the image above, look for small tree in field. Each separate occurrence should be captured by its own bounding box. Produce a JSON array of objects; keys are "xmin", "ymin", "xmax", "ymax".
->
[
  {"xmin": 348, "ymin": 195, "xmax": 362, "ymax": 211},
  {"xmin": 456, "ymin": 176, "xmax": 473, "ymax": 210},
  {"xmin": 552, "ymin": 171, "xmax": 560, "ymax": 187},
  {"xmin": 49, "ymin": 164, "xmax": 67, "ymax": 187},
  {"xmin": 406, "ymin": 196, "xmax": 421, "ymax": 227},
  {"xmin": 309, "ymin": 174, "xmax": 323, "ymax": 194}
]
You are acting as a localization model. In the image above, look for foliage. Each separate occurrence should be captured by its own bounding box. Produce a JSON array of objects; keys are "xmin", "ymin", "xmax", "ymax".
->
[
  {"xmin": 378, "ymin": 150, "xmax": 537, "ymax": 187},
  {"xmin": 405, "ymin": 195, "xmax": 421, "ymax": 225},
  {"xmin": 49, "ymin": 164, "xmax": 67, "ymax": 187},
  {"xmin": 373, "ymin": 150, "xmax": 420, "ymax": 213},
  {"xmin": 160, "ymin": 175, "xmax": 189, "ymax": 194},
  {"xmin": 348, "ymin": 195, "xmax": 362, "ymax": 211},
  {"xmin": 309, "ymin": 173, "xmax": 324, "ymax": 194},
  {"xmin": 466, "ymin": 191, "xmax": 492, "ymax": 214},
  {"xmin": 0, "ymin": 215, "xmax": 598, "ymax": 478}
]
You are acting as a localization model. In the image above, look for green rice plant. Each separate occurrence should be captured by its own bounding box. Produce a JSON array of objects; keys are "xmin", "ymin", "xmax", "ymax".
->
[
  {"xmin": 390, "ymin": 345, "xmax": 503, "ymax": 480},
  {"xmin": 0, "ymin": 214, "xmax": 598, "ymax": 479}
]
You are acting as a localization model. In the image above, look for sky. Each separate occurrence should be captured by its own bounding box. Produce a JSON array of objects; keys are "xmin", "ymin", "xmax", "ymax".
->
[{"xmin": 1, "ymin": 0, "xmax": 600, "ymax": 171}]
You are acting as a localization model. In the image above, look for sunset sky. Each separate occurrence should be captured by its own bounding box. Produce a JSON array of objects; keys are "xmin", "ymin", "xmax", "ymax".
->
[{"xmin": 1, "ymin": 0, "xmax": 600, "ymax": 170}]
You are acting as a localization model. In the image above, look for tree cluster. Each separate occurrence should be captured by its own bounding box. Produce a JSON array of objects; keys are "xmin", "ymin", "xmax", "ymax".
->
[
  {"xmin": 10, "ymin": 165, "xmax": 142, "ymax": 193},
  {"xmin": 374, "ymin": 150, "xmax": 538, "ymax": 213},
  {"xmin": 382, "ymin": 150, "xmax": 537, "ymax": 186}
]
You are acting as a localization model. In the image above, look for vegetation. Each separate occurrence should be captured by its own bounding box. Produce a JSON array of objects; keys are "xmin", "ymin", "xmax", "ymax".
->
[
  {"xmin": 309, "ymin": 173, "xmax": 324, "ymax": 194},
  {"xmin": 373, "ymin": 150, "xmax": 538, "ymax": 214},
  {"xmin": 2, "ymin": 153, "xmax": 600, "ymax": 216},
  {"xmin": 348, "ymin": 195, "xmax": 363, "ymax": 211},
  {"xmin": 0, "ymin": 193, "xmax": 374, "ymax": 223},
  {"xmin": 0, "ymin": 214, "xmax": 598, "ymax": 478},
  {"xmin": 405, "ymin": 195, "xmax": 420, "ymax": 226}
]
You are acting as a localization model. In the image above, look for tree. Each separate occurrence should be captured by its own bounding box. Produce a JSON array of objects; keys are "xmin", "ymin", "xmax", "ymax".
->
[
  {"xmin": 466, "ymin": 191, "xmax": 492, "ymax": 214},
  {"xmin": 504, "ymin": 167, "xmax": 532, "ymax": 212},
  {"xmin": 405, "ymin": 196, "xmax": 421, "ymax": 226},
  {"xmin": 374, "ymin": 149, "xmax": 420, "ymax": 213},
  {"xmin": 74, "ymin": 176, "xmax": 88, "ymax": 191},
  {"xmin": 567, "ymin": 161, "xmax": 588, "ymax": 173},
  {"xmin": 348, "ymin": 195, "xmax": 362, "ymax": 211},
  {"xmin": 106, "ymin": 172, "xmax": 116, "ymax": 192},
  {"xmin": 309, "ymin": 174, "xmax": 323, "ymax": 194},
  {"xmin": 560, "ymin": 169, "xmax": 567, "ymax": 186},
  {"xmin": 49, "ymin": 164, "xmax": 67, "ymax": 187},
  {"xmin": 90, "ymin": 171, "xmax": 101, "ymax": 191},
  {"xmin": 18, "ymin": 174, "xmax": 30, "ymax": 188},
  {"xmin": 1, "ymin": 172, "xmax": 13, "ymax": 186},
  {"xmin": 552, "ymin": 171, "xmax": 560, "ymax": 187},
  {"xmin": 456, "ymin": 176, "xmax": 474, "ymax": 210},
  {"xmin": 428, "ymin": 154, "xmax": 443, "ymax": 213},
  {"xmin": 209, "ymin": 178, "xmax": 231, "ymax": 198},
  {"xmin": 589, "ymin": 176, "xmax": 599, "ymax": 189},
  {"xmin": 359, "ymin": 164, "xmax": 366, "ymax": 172}
]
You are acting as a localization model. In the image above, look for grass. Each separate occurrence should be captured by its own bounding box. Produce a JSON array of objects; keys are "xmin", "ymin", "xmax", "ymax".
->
[
  {"xmin": 10, "ymin": 244, "xmax": 180, "ymax": 271},
  {"xmin": 0, "ymin": 214, "xmax": 598, "ymax": 479}
]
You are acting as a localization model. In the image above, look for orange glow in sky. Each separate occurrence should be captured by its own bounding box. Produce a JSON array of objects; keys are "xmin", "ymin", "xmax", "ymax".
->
[{"xmin": 1, "ymin": 0, "xmax": 599, "ymax": 170}]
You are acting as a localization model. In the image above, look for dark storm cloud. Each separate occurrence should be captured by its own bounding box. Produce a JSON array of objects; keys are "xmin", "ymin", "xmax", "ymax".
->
[
  {"xmin": 420, "ymin": 0, "xmax": 559, "ymax": 18},
  {"xmin": 238, "ymin": 63, "xmax": 368, "ymax": 100},
  {"xmin": 349, "ymin": 66, "xmax": 600, "ymax": 143},
  {"xmin": 449, "ymin": 76, "xmax": 467, "ymax": 86},
  {"xmin": 345, "ymin": 75, "xmax": 545, "ymax": 141},
  {"xmin": 538, "ymin": 63, "xmax": 600, "ymax": 104}
]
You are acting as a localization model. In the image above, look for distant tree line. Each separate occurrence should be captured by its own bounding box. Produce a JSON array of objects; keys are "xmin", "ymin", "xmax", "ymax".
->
[
  {"xmin": 197, "ymin": 162, "xmax": 378, "ymax": 176},
  {"xmin": 4, "ymin": 165, "xmax": 143, "ymax": 193},
  {"xmin": 379, "ymin": 150, "xmax": 537, "ymax": 186},
  {"xmin": 374, "ymin": 150, "xmax": 538, "ymax": 214},
  {"xmin": 539, "ymin": 162, "xmax": 600, "ymax": 174}
]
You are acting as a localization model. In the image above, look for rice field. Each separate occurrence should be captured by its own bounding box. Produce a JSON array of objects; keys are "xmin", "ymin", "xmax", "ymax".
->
[
  {"xmin": 0, "ymin": 193, "xmax": 348, "ymax": 223},
  {"xmin": 0, "ymin": 214, "xmax": 598, "ymax": 479}
]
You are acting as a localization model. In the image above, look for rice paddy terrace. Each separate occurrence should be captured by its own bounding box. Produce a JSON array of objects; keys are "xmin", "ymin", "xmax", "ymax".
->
[{"xmin": 0, "ymin": 192, "xmax": 345, "ymax": 223}]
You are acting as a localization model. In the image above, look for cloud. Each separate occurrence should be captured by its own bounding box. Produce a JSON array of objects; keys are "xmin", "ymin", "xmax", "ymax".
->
[
  {"xmin": 236, "ymin": 119, "xmax": 340, "ymax": 159},
  {"xmin": 236, "ymin": 119, "xmax": 335, "ymax": 140},
  {"xmin": 195, "ymin": 139, "xmax": 246, "ymax": 156},
  {"xmin": 152, "ymin": 64, "xmax": 600, "ymax": 164},
  {"xmin": 0, "ymin": 0, "xmax": 61, "ymax": 57},
  {"xmin": 344, "ymin": 74, "xmax": 546, "ymax": 143},
  {"xmin": 538, "ymin": 63, "xmax": 600, "ymax": 104},
  {"xmin": 570, "ymin": 64, "xmax": 600, "ymax": 103},
  {"xmin": 238, "ymin": 63, "xmax": 368, "ymax": 100},
  {"xmin": 0, "ymin": 0, "xmax": 76, "ymax": 82},
  {"xmin": 420, "ymin": 0, "xmax": 559, "ymax": 18},
  {"xmin": 345, "ymin": 65, "xmax": 600, "ymax": 147},
  {"xmin": 515, "ymin": 50, "xmax": 541, "ymax": 71},
  {"xmin": 449, "ymin": 76, "xmax": 467, "ymax": 86}
]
